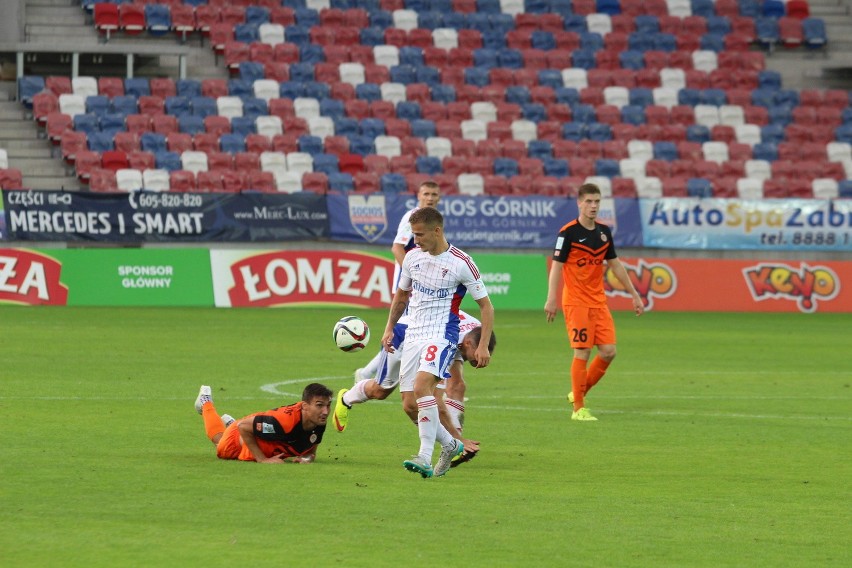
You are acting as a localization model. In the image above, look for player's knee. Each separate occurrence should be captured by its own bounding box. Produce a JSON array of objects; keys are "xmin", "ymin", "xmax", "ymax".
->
[
  {"xmin": 599, "ymin": 345, "xmax": 617, "ymax": 361},
  {"xmin": 372, "ymin": 387, "xmax": 392, "ymax": 400}
]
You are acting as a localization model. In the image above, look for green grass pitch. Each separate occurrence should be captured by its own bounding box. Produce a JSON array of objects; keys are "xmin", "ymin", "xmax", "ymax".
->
[{"xmin": 1, "ymin": 306, "xmax": 849, "ymax": 567}]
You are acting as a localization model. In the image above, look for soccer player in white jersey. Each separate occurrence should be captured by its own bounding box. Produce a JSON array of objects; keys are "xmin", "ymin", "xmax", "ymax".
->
[
  {"xmin": 354, "ymin": 180, "xmax": 441, "ymax": 384},
  {"xmin": 380, "ymin": 206, "xmax": 494, "ymax": 478},
  {"xmin": 333, "ymin": 311, "xmax": 497, "ymax": 466}
]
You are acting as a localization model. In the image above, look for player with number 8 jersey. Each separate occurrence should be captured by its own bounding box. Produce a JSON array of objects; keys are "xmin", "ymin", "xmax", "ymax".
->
[{"xmin": 382, "ymin": 206, "xmax": 494, "ymax": 478}]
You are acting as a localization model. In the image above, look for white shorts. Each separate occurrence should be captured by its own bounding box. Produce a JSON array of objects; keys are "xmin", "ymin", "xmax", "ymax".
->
[{"xmin": 399, "ymin": 338, "xmax": 458, "ymax": 393}]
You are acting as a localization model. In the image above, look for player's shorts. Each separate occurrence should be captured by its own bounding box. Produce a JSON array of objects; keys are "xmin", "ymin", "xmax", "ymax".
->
[
  {"xmin": 399, "ymin": 337, "xmax": 458, "ymax": 392},
  {"xmin": 215, "ymin": 422, "xmax": 244, "ymax": 460},
  {"xmin": 564, "ymin": 305, "xmax": 616, "ymax": 349}
]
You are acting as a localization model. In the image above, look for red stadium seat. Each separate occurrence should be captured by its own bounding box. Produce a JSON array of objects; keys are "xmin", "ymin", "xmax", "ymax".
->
[
  {"xmin": 119, "ymin": 4, "xmax": 145, "ymax": 35},
  {"xmin": 94, "ymin": 3, "xmax": 120, "ymax": 40}
]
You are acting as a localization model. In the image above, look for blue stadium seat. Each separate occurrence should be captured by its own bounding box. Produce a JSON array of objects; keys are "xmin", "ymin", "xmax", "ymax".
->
[
  {"xmin": 319, "ymin": 98, "xmax": 344, "ymax": 119},
  {"xmin": 191, "ymin": 96, "xmax": 217, "ymax": 118},
  {"xmin": 165, "ymin": 96, "xmax": 190, "ymax": 116},
  {"xmin": 774, "ymin": 89, "xmax": 799, "ymax": 108},
  {"xmin": 178, "ymin": 115, "xmax": 205, "ymax": 135},
  {"xmin": 417, "ymin": 12, "xmax": 443, "ymax": 30},
  {"xmin": 348, "ymin": 135, "xmax": 375, "ymax": 155},
  {"xmin": 112, "ymin": 95, "xmax": 138, "ymax": 116},
  {"xmin": 368, "ymin": 10, "xmax": 392, "ymax": 29},
  {"xmin": 85, "ymin": 95, "xmax": 110, "ymax": 117},
  {"xmin": 380, "ymin": 173, "xmax": 406, "ymax": 193},
  {"xmin": 334, "ymin": 117, "xmax": 358, "ymax": 137},
  {"xmin": 522, "ymin": 103, "xmax": 547, "ymax": 123},
  {"xmin": 628, "ymin": 32, "xmax": 654, "ymax": 52},
  {"xmin": 543, "ymin": 158, "xmax": 570, "ymax": 178},
  {"xmin": 701, "ymin": 89, "xmax": 727, "ymax": 106},
  {"xmin": 597, "ymin": 0, "xmax": 622, "ymax": 15},
  {"xmin": 691, "ymin": 0, "xmax": 714, "ymax": 18},
  {"xmin": 355, "ymin": 83, "xmax": 381, "ymax": 102},
  {"xmin": 18, "ymin": 76, "xmax": 45, "ymax": 108},
  {"xmin": 678, "ymin": 88, "xmax": 702, "ymax": 107},
  {"xmin": 555, "ymin": 87, "xmax": 580, "ymax": 106},
  {"xmin": 141, "ymin": 132, "xmax": 167, "ymax": 154},
  {"xmin": 525, "ymin": 0, "xmax": 549, "ymax": 13},
  {"xmin": 758, "ymin": 70, "xmax": 782, "ymax": 90},
  {"xmin": 227, "ymin": 79, "xmax": 252, "ymax": 99},
  {"xmin": 596, "ymin": 159, "xmax": 620, "ymax": 178},
  {"xmin": 687, "ymin": 178, "xmax": 713, "ymax": 197},
  {"xmin": 493, "ymin": 157, "xmax": 519, "ymax": 177},
  {"xmin": 653, "ymin": 141, "xmax": 678, "ymax": 161},
  {"xmin": 531, "ymin": 31, "xmax": 556, "ymax": 51},
  {"xmin": 298, "ymin": 135, "xmax": 323, "ymax": 155},
  {"xmin": 231, "ymin": 116, "xmax": 257, "ymax": 136},
  {"xmin": 396, "ymin": 102, "xmax": 421, "ymax": 121},
  {"xmin": 482, "ymin": 30, "xmax": 506, "ymax": 49},
  {"xmin": 328, "ymin": 172, "xmax": 354, "ymax": 193},
  {"xmin": 359, "ymin": 26, "xmax": 384, "ymax": 46},
  {"xmin": 390, "ymin": 65, "xmax": 417, "ymax": 85},
  {"xmin": 278, "ymin": 82, "xmax": 304, "ymax": 100},
  {"xmin": 360, "ymin": 118, "xmax": 386, "ymax": 138},
  {"xmin": 621, "ymin": 105, "xmax": 646, "ymax": 125},
  {"xmin": 528, "ymin": 140, "xmax": 552, "ymax": 160},
  {"xmin": 155, "ymin": 151, "xmax": 182, "ymax": 172},
  {"xmin": 562, "ymin": 122, "xmax": 585, "ymax": 141},
  {"xmin": 242, "ymin": 98, "xmax": 268, "ymax": 120},
  {"xmin": 838, "ymin": 180, "xmax": 852, "ymax": 197},
  {"xmin": 431, "ymin": 84, "xmax": 456, "ymax": 103},
  {"xmin": 220, "ymin": 133, "xmax": 246, "ymax": 153},
  {"xmin": 538, "ymin": 70, "xmax": 563, "ymax": 89},
  {"xmin": 588, "ymin": 123, "xmax": 612, "ymax": 141},
  {"xmin": 73, "ymin": 113, "xmax": 98, "ymax": 135},
  {"xmin": 803, "ymin": 18, "xmax": 828, "ymax": 49},
  {"xmin": 505, "ymin": 86, "xmax": 531, "ymax": 106},
  {"xmin": 124, "ymin": 78, "xmax": 150, "ymax": 98},
  {"xmin": 399, "ymin": 47, "xmax": 424, "ymax": 67},
  {"xmin": 176, "ymin": 79, "xmax": 201, "ymax": 99},
  {"xmin": 416, "ymin": 66, "xmax": 440, "ymax": 86},
  {"xmin": 756, "ymin": 18, "xmax": 780, "ymax": 47},
  {"xmin": 464, "ymin": 67, "xmax": 491, "ymax": 87},
  {"xmin": 654, "ymin": 33, "xmax": 677, "ymax": 52},
  {"xmin": 706, "ymin": 16, "xmax": 732, "ymax": 36},
  {"xmin": 619, "ymin": 50, "xmax": 645, "ymax": 70},
  {"xmin": 760, "ymin": 124, "xmax": 785, "ymax": 144},
  {"xmin": 416, "ymin": 155, "xmax": 442, "ymax": 174},
  {"xmin": 87, "ymin": 131, "xmax": 114, "ymax": 153},
  {"xmin": 572, "ymin": 49, "xmax": 597, "ymax": 69},
  {"xmin": 629, "ymin": 88, "xmax": 654, "ymax": 107},
  {"xmin": 634, "ymin": 15, "xmax": 659, "ymax": 34},
  {"xmin": 498, "ymin": 49, "xmax": 524, "ymax": 69},
  {"xmin": 564, "ymin": 15, "xmax": 587, "ymax": 34},
  {"xmin": 245, "ymin": 6, "xmax": 270, "ymax": 25},
  {"xmin": 145, "ymin": 4, "xmax": 171, "ymax": 36},
  {"xmin": 580, "ymin": 32, "xmax": 605, "ymax": 52},
  {"xmin": 239, "ymin": 62, "xmax": 265, "ymax": 84},
  {"xmin": 739, "ymin": 0, "xmax": 760, "ymax": 18},
  {"xmin": 312, "ymin": 153, "xmax": 339, "ymax": 174},
  {"xmin": 491, "ymin": 13, "xmax": 514, "ymax": 34},
  {"xmin": 768, "ymin": 106, "xmax": 791, "ymax": 126},
  {"xmin": 442, "ymin": 12, "xmax": 465, "ymax": 30},
  {"xmin": 294, "ymin": 7, "xmax": 319, "ymax": 27},
  {"xmin": 753, "ymin": 142, "xmax": 779, "ymax": 161},
  {"xmin": 686, "ymin": 124, "xmax": 710, "ymax": 143},
  {"xmin": 700, "ymin": 33, "xmax": 725, "ymax": 52},
  {"xmin": 303, "ymin": 82, "xmax": 329, "ymax": 100},
  {"xmin": 751, "ymin": 88, "xmax": 777, "ymax": 108},
  {"xmin": 473, "ymin": 48, "xmax": 498, "ymax": 69},
  {"xmin": 762, "ymin": 0, "xmax": 785, "ymax": 18},
  {"xmin": 572, "ymin": 105, "xmax": 597, "ymax": 124},
  {"xmin": 234, "ymin": 23, "xmax": 260, "ymax": 44},
  {"xmin": 411, "ymin": 119, "xmax": 436, "ymax": 138},
  {"xmin": 285, "ymin": 25, "xmax": 311, "ymax": 46}
]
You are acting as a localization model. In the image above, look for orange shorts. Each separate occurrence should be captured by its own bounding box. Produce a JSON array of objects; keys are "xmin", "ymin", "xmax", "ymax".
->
[
  {"xmin": 216, "ymin": 422, "xmax": 249, "ymax": 461},
  {"xmin": 564, "ymin": 306, "xmax": 616, "ymax": 349}
]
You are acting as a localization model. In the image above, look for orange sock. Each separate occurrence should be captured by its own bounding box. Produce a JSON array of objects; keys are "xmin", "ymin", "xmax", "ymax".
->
[
  {"xmin": 571, "ymin": 358, "xmax": 588, "ymax": 410},
  {"xmin": 202, "ymin": 402, "xmax": 225, "ymax": 441},
  {"xmin": 585, "ymin": 356, "xmax": 611, "ymax": 394}
]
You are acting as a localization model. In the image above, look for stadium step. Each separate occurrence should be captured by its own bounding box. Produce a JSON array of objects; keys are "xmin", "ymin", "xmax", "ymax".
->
[
  {"xmin": 26, "ymin": 6, "xmax": 86, "ymax": 26},
  {"xmin": 23, "ymin": 174, "xmax": 82, "ymax": 191}
]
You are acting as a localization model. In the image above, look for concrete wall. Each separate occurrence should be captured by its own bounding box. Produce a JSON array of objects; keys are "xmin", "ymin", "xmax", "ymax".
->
[{"xmin": 0, "ymin": 0, "xmax": 23, "ymax": 43}]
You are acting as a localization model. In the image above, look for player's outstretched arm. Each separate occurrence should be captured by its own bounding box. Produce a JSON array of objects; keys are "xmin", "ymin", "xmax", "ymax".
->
[{"xmin": 607, "ymin": 258, "xmax": 645, "ymax": 316}]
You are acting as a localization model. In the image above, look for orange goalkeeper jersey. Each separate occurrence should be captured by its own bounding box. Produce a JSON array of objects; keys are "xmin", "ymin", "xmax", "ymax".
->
[{"xmin": 551, "ymin": 219, "xmax": 617, "ymax": 308}]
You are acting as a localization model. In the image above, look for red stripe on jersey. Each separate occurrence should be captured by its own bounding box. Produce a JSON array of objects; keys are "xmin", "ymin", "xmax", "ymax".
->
[{"xmin": 449, "ymin": 246, "xmax": 480, "ymax": 279}]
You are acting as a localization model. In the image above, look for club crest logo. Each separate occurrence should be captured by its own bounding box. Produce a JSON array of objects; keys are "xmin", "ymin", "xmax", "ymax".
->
[{"xmin": 348, "ymin": 194, "xmax": 387, "ymax": 243}]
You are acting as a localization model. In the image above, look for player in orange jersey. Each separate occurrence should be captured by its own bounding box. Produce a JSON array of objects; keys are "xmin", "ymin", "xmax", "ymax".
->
[
  {"xmin": 544, "ymin": 183, "xmax": 644, "ymax": 421},
  {"xmin": 194, "ymin": 383, "xmax": 332, "ymax": 463}
]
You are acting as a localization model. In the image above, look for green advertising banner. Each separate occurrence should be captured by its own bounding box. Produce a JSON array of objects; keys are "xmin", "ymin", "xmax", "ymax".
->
[
  {"xmin": 0, "ymin": 248, "xmax": 213, "ymax": 306},
  {"xmin": 458, "ymin": 253, "xmax": 548, "ymax": 311}
]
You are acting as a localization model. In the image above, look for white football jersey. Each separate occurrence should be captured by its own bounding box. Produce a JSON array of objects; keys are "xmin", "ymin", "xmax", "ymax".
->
[
  {"xmin": 391, "ymin": 207, "xmax": 417, "ymax": 293},
  {"xmin": 399, "ymin": 245, "xmax": 489, "ymax": 343}
]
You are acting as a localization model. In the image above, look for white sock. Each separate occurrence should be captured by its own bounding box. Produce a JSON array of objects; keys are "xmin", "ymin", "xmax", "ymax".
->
[
  {"xmin": 445, "ymin": 398, "xmax": 465, "ymax": 434},
  {"xmin": 342, "ymin": 380, "xmax": 370, "ymax": 406},
  {"xmin": 363, "ymin": 350, "xmax": 382, "ymax": 377},
  {"xmin": 416, "ymin": 396, "xmax": 439, "ymax": 461},
  {"xmin": 435, "ymin": 422, "xmax": 454, "ymax": 447}
]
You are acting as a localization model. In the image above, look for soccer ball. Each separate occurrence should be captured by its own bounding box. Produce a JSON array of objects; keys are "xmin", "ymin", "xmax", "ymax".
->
[{"xmin": 333, "ymin": 316, "xmax": 370, "ymax": 352}]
